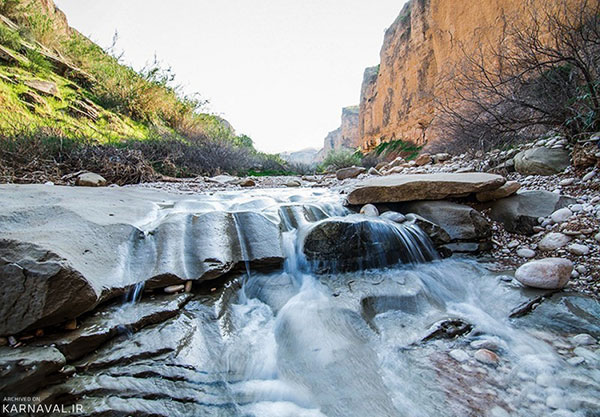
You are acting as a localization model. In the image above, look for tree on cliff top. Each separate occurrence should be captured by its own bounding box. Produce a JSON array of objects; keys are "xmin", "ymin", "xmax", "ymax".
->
[{"xmin": 434, "ymin": 0, "xmax": 600, "ymax": 154}]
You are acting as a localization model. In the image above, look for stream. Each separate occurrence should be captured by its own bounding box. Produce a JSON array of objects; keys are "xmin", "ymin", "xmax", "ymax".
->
[{"xmin": 44, "ymin": 188, "xmax": 600, "ymax": 417}]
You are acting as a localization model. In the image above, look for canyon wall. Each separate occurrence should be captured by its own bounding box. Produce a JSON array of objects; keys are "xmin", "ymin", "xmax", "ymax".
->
[
  {"xmin": 316, "ymin": 106, "xmax": 360, "ymax": 161},
  {"xmin": 359, "ymin": 0, "xmax": 540, "ymax": 151}
]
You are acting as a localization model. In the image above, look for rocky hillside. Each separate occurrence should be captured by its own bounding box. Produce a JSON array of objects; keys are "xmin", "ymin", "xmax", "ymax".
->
[
  {"xmin": 0, "ymin": 0, "xmax": 288, "ymax": 182},
  {"xmin": 358, "ymin": 0, "xmax": 543, "ymax": 151},
  {"xmin": 316, "ymin": 105, "xmax": 360, "ymax": 161}
]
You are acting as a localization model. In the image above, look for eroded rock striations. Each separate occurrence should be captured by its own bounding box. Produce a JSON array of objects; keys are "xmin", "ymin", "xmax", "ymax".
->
[{"xmin": 0, "ymin": 185, "xmax": 284, "ymax": 335}]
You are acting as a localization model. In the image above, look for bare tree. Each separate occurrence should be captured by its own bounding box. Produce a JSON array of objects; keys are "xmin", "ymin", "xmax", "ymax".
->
[{"xmin": 433, "ymin": 0, "xmax": 600, "ymax": 154}]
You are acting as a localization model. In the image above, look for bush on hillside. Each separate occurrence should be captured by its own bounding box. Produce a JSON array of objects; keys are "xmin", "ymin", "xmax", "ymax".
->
[{"xmin": 319, "ymin": 149, "xmax": 361, "ymax": 172}]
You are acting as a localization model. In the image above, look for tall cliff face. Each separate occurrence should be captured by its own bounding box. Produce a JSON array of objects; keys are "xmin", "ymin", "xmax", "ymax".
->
[
  {"xmin": 359, "ymin": 0, "xmax": 535, "ymax": 151},
  {"xmin": 316, "ymin": 106, "xmax": 360, "ymax": 161}
]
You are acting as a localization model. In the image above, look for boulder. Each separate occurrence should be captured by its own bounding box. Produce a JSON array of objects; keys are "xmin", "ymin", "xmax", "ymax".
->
[
  {"xmin": 0, "ymin": 185, "xmax": 283, "ymax": 335},
  {"xmin": 475, "ymin": 181, "xmax": 521, "ymax": 202},
  {"xmin": 347, "ymin": 173, "xmax": 506, "ymax": 205},
  {"xmin": 76, "ymin": 172, "xmax": 106, "ymax": 187},
  {"xmin": 514, "ymin": 258, "xmax": 573, "ymax": 289},
  {"xmin": 0, "ymin": 346, "xmax": 66, "ymax": 395},
  {"xmin": 301, "ymin": 217, "xmax": 437, "ymax": 273},
  {"xmin": 485, "ymin": 191, "xmax": 575, "ymax": 235},
  {"xmin": 336, "ymin": 166, "xmax": 366, "ymax": 180},
  {"xmin": 514, "ymin": 147, "xmax": 570, "ymax": 175},
  {"xmin": 398, "ymin": 201, "xmax": 492, "ymax": 241}
]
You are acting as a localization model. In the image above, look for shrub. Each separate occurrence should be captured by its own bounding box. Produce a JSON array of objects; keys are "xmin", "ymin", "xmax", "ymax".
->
[
  {"xmin": 319, "ymin": 148, "xmax": 361, "ymax": 172},
  {"xmin": 0, "ymin": 24, "xmax": 21, "ymax": 50}
]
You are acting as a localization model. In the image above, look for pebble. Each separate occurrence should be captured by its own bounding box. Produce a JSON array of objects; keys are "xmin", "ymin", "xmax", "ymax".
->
[
  {"xmin": 582, "ymin": 171, "xmax": 597, "ymax": 182},
  {"xmin": 8, "ymin": 336, "xmax": 17, "ymax": 346},
  {"xmin": 449, "ymin": 349, "xmax": 470, "ymax": 363},
  {"xmin": 184, "ymin": 281, "xmax": 193, "ymax": 293},
  {"xmin": 560, "ymin": 178, "xmax": 575, "ymax": 186},
  {"xmin": 568, "ymin": 244, "xmax": 590, "ymax": 256},
  {"xmin": 571, "ymin": 333, "xmax": 597, "ymax": 346},
  {"xmin": 507, "ymin": 240, "xmax": 520, "ymax": 249},
  {"xmin": 360, "ymin": 204, "xmax": 379, "ymax": 217},
  {"xmin": 570, "ymin": 204, "xmax": 584, "ymax": 212},
  {"xmin": 595, "ymin": 232, "xmax": 600, "ymax": 243},
  {"xmin": 470, "ymin": 337, "xmax": 503, "ymax": 351},
  {"xmin": 164, "ymin": 284, "xmax": 185, "ymax": 294},
  {"xmin": 551, "ymin": 208, "xmax": 573, "ymax": 223},
  {"xmin": 517, "ymin": 248, "xmax": 536, "ymax": 258},
  {"xmin": 0, "ymin": 337, "xmax": 7, "ymax": 346},
  {"xmin": 474, "ymin": 349, "xmax": 500, "ymax": 366}
]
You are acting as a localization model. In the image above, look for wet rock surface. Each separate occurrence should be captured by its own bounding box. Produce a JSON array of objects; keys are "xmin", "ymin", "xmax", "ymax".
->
[
  {"xmin": 301, "ymin": 216, "xmax": 437, "ymax": 273},
  {"xmin": 0, "ymin": 185, "xmax": 285, "ymax": 335}
]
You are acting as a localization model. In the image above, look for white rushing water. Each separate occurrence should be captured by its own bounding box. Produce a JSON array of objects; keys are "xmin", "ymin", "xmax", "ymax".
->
[
  {"xmin": 184, "ymin": 188, "xmax": 600, "ymax": 417},
  {"xmin": 93, "ymin": 188, "xmax": 596, "ymax": 417}
]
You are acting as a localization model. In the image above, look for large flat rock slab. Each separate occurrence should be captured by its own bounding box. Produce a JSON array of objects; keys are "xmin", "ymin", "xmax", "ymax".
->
[
  {"xmin": 0, "ymin": 185, "xmax": 284, "ymax": 335},
  {"xmin": 347, "ymin": 173, "xmax": 506, "ymax": 205}
]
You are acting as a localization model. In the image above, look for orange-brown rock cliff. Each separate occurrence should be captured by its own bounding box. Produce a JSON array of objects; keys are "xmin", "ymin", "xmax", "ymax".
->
[{"xmin": 359, "ymin": 0, "xmax": 544, "ymax": 152}]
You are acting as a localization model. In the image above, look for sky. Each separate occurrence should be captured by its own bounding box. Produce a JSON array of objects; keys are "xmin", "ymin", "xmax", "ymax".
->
[{"xmin": 54, "ymin": 0, "xmax": 406, "ymax": 153}]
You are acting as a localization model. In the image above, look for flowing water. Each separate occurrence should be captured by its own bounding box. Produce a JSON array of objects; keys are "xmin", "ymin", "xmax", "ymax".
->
[{"xmin": 71, "ymin": 188, "xmax": 600, "ymax": 416}]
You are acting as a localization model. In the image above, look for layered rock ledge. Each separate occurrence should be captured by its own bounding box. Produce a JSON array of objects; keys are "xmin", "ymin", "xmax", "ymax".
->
[{"xmin": 0, "ymin": 185, "xmax": 284, "ymax": 335}]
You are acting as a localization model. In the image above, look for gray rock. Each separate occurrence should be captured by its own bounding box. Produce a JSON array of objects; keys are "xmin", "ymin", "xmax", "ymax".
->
[
  {"xmin": 404, "ymin": 213, "xmax": 452, "ymax": 246},
  {"xmin": 486, "ymin": 191, "xmax": 575, "ymax": 235},
  {"xmin": 0, "ymin": 346, "xmax": 66, "ymax": 395},
  {"xmin": 517, "ymin": 248, "xmax": 536, "ymax": 258},
  {"xmin": 475, "ymin": 181, "xmax": 521, "ymax": 202},
  {"xmin": 571, "ymin": 333, "xmax": 597, "ymax": 346},
  {"xmin": 76, "ymin": 172, "xmax": 106, "ymax": 187},
  {"xmin": 0, "ymin": 185, "xmax": 283, "ymax": 335},
  {"xmin": 347, "ymin": 173, "xmax": 506, "ymax": 205},
  {"xmin": 449, "ymin": 349, "xmax": 469, "ymax": 362},
  {"xmin": 568, "ymin": 244, "xmax": 590, "ymax": 256},
  {"xmin": 514, "ymin": 258, "xmax": 573, "ymax": 289},
  {"xmin": 39, "ymin": 294, "xmax": 192, "ymax": 361},
  {"xmin": 368, "ymin": 167, "xmax": 382, "ymax": 176},
  {"xmin": 336, "ymin": 166, "xmax": 366, "ymax": 180},
  {"xmin": 398, "ymin": 201, "xmax": 491, "ymax": 241},
  {"xmin": 379, "ymin": 211, "xmax": 406, "ymax": 223},
  {"xmin": 551, "ymin": 208, "xmax": 573, "ymax": 223},
  {"xmin": 359, "ymin": 204, "xmax": 379, "ymax": 217},
  {"xmin": 301, "ymin": 217, "xmax": 437, "ymax": 273},
  {"xmin": 538, "ymin": 233, "xmax": 571, "ymax": 251},
  {"xmin": 514, "ymin": 147, "xmax": 570, "ymax": 175}
]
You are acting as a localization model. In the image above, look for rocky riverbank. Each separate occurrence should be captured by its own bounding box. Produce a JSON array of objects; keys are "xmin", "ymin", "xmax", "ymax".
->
[{"xmin": 1, "ymin": 136, "xmax": 599, "ymax": 416}]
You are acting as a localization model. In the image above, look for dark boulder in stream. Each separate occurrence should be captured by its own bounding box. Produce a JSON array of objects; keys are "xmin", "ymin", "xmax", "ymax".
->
[{"xmin": 301, "ymin": 216, "xmax": 438, "ymax": 273}]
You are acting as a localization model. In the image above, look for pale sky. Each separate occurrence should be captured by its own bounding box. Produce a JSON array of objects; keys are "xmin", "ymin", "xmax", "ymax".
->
[{"xmin": 54, "ymin": 0, "xmax": 406, "ymax": 153}]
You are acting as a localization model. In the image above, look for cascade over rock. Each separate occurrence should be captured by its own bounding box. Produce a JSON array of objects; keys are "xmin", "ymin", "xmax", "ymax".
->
[{"xmin": 0, "ymin": 185, "xmax": 284, "ymax": 335}]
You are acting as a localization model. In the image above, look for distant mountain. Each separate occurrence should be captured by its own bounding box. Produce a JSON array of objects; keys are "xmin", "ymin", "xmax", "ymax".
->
[{"xmin": 280, "ymin": 148, "xmax": 320, "ymax": 165}]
